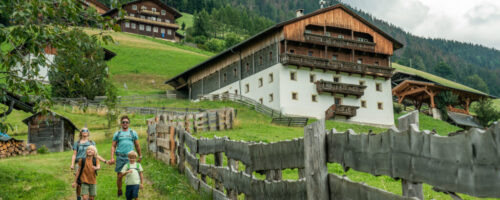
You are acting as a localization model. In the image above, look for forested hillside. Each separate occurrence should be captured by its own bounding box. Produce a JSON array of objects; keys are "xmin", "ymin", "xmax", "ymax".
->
[{"xmin": 99, "ymin": 0, "xmax": 500, "ymax": 96}]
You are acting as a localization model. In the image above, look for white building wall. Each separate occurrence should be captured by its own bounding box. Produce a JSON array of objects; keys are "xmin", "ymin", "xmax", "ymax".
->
[
  {"xmin": 210, "ymin": 63, "xmax": 394, "ymax": 126},
  {"xmin": 211, "ymin": 63, "xmax": 282, "ymax": 111},
  {"xmin": 16, "ymin": 53, "xmax": 53, "ymax": 84}
]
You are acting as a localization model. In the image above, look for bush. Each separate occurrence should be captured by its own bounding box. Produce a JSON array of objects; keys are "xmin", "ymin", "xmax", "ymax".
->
[
  {"xmin": 204, "ymin": 38, "xmax": 226, "ymax": 52},
  {"xmin": 37, "ymin": 145, "xmax": 49, "ymax": 154},
  {"xmin": 393, "ymin": 103, "xmax": 403, "ymax": 114},
  {"xmin": 473, "ymin": 98, "xmax": 500, "ymax": 127}
]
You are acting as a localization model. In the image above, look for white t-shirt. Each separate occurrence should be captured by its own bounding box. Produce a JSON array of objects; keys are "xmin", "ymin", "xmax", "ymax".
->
[{"xmin": 120, "ymin": 162, "xmax": 143, "ymax": 185}]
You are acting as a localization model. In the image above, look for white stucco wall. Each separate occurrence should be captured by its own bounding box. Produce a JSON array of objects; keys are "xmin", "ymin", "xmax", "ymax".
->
[
  {"xmin": 211, "ymin": 63, "xmax": 282, "ymax": 111},
  {"xmin": 210, "ymin": 63, "xmax": 394, "ymax": 126},
  {"xmin": 16, "ymin": 53, "xmax": 53, "ymax": 84}
]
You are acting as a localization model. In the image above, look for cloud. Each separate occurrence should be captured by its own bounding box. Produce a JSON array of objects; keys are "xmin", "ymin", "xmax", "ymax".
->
[{"xmin": 466, "ymin": 3, "xmax": 500, "ymax": 24}]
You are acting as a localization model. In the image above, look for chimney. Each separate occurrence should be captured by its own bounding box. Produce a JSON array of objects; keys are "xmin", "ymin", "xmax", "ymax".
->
[{"xmin": 296, "ymin": 9, "xmax": 304, "ymax": 17}]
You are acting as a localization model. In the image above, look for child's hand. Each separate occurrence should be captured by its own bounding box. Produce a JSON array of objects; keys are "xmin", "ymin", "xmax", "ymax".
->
[
  {"xmin": 93, "ymin": 166, "xmax": 100, "ymax": 170},
  {"xmin": 140, "ymin": 184, "xmax": 144, "ymax": 189},
  {"xmin": 72, "ymin": 182, "xmax": 77, "ymax": 188},
  {"xmin": 70, "ymin": 164, "xmax": 74, "ymax": 170}
]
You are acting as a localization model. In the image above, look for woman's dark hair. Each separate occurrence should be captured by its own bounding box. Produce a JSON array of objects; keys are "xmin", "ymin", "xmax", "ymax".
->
[{"xmin": 120, "ymin": 115, "xmax": 130, "ymax": 122}]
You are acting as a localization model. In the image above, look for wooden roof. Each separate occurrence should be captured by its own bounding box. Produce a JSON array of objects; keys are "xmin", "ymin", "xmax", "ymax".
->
[
  {"xmin": 0, "ymin": 91, "xmax": 35, "ymax": 113},
  {"xmin": 102, "ymin": 0, "xmax": 182, "ymax": 18},
  {"xmin": 165, "ymin": 3, "xmax": 403, "ymax": 89},
  {"xmin": 79, "ymin": 0, "xmax": 110, "ymax": 13},
  {"xmin": 23, "ymin": 112, "xmax": 78, "ymax": 131},
  {"xmin": 392, "ymin": 80, "xmax": 489, "ymax": 101}
]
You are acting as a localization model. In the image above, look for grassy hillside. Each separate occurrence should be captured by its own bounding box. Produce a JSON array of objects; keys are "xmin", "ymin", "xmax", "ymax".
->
[
  {"xmin": 84, "ymin": 29, "xmax": 212, "ymax": 95},
  {"xmin": 176, "ymin": 12, "xmax": 193, "ymax": 35},
  {"xmin": 392, "ymin": 63, "xmax": 486, "ymax": 95}
]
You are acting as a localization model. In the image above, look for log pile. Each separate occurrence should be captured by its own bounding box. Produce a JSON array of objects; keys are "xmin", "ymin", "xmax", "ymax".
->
[{"xmin": 0, "ymin": 140, "xmax": 37, "ymax": 158}]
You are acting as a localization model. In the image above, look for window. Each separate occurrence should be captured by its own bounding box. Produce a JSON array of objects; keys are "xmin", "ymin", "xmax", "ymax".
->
[
  {"xmin": 153, "ymin": 27, "xmax": 158, "ymax": 33},
  {"xmin": 290, "ymin": 72, "xmax": 297, "ymax": 81},
  {"xmin": 151, "ymin": 16, "xmax": 156, "ymax": 21},
  {"xmin": 139, "ymin": 24, "xmax": 144, "ymax": 30},
  {"xmin": 258, "ymin": 78, "xmax": 263, "ymax": 87},
  {"xmin": 269, "ymin": 93, "xmax": 274, "ymax": 102},
  {"xmin": 361, "ymin": 100, "xmax": 366, "ymax": 108},
  {"xmin": 246, "ymin": 63, "xmax": 250, "ymax": 72},
  {"xmin": 157, "ymin": 18, "xmax": 162, "ymax": 22},
  {"xmin": 166, "ymin": 19, "xmax": 171, "ymax": 23},
  {"xmin": 312, "ymin": 95, "xmax": 317, "ymax": 102},
  {"xmin": 161, "ymin": 10, "xmax": 166, "ymax": 15},
  {"xmin": 378, "ymin": 102, "xmax": 383, "ymax": 110},
  {"xmin": 292, "ymin": 92, "xmax": 298, "ymax": 100},
  {"xmin": 357, "ymin": 58, "xmax": 363, "ymax": 64},
  {"xmin": 269, "ymin": 73, "xmax": 273, "ymax": 83},
  {"xmin": 259, "ymin": 98, "xmax": 263, "ymax": 104},
  {"xmin": 357, "ymin": 38, "xmax": 368, "ymax": 42},
  {"xmin": 305, "ymin": 29, "xmax": 312, "ymax": 34},
  {"xmin": 333, "ymin": 76, "xmax": 340, "ymax": 83},
  {"xmin": 130, "ymin": 13, "xmax": 135, "ymax": 17},
  {"xmin": 233, "ymin": 68, "xmax": 237, "ymax": 77},
  {"xmin": 334, "ymin": 98, "xmax": 342, "ymax": 105},
  {"xmin": 309, "ymin": 74, "xmax": 316, "ymax": 83},
  {"xmin": 259, "ymin": 56, "xmax": 263, "ymax": 65},
  {"xmin": 269, "ymin": 51, "xmax": 273, "ymax": 61},
  {"xmin": 325, "ymin": 32, "xmax": 331, "ymax": 36},
  {"xmin": 223, "ymin": 73, "xmax": 227, "ymax": 82},
  {"xmin": 235, "ymin": 90, "xmax": 238, "ymax": 94},
  {"xmin": 374, "ymin": 61, "xmax": 379, "ymax": 66},
  {"xmin": 332, "ymin": 55, "xmax": 337, "ymax": 61},
  {"xmin": 359, "ymin": 80, "xmax": 365, "ymax": 86},
  {"xmin": 376, "ymin": 83, "xmax": 382, "ymax": 91},
  {"xmin": 141, "ymin": 5, "xmax": 146, "ymax": 10},
  {"xmin": 131, "ymin": 23, "xmax": 136, "ymax": 29},
  {"xmin": 152, "ymin": 8, "xmax": 156, "ymax": 12},
  {"xmin": 146, "ymin": 25, "xmax": 151, "ymax": 32},
  {"xmin": 290, "ymin": 49, "xmax": 295, "ymax": 54},
  {"xmin": 308, "ymin": 51, "xmax": 313, "ymax": 56},
  {"xmin": 245, "ymin": 84, "xmax": 249, "ymax": 93},
  {"xmin": 167, "ymin": 29, "xmax": 172, "ymax": 35},
  {"xmin": 132, "ymin": 5, "xmax": 137, "ymax": 10},
  {"xmin": 140, "ymin": 15, "xmax": 145, "ymax": 19},
  {"xmin": 125, "ymin": 22, "xmax": 130, "ymax": 28},
  {"xmin": 338, "ymin": 35, "xmax": 344, "ymax": 39},
  {"xmin": 161, "ymin": 28, "xmax": 165, "ymax": 33}
]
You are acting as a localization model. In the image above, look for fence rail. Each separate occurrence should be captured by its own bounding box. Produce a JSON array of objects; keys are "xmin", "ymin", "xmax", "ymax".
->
[
  {"xmin": 201, "ymin": 93, "xmax": 308, "ymax": 127},
  {"xmin": 147, "ymin": 111, "xmax": 500, "ymax": 199}
]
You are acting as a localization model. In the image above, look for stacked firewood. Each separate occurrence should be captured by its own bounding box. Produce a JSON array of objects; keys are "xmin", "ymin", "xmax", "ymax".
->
[{"xmin": 0, "ymin": 140, "xmax": 37, "ymax": 158}]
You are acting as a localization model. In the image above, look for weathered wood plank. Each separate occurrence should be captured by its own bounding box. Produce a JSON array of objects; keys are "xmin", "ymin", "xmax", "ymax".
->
[
  {"xmin": 185, "ymin": 166, "xmax": 200, "ymax": 191},
  {"xmin": 156, "ymin": 138, "xmax": 170, "ymax": 149},
  {"xmin": 304, "ymin": 120, "xmax": 328, "ymax": 200},
  {"xmin": 224, "ymin": 140, "xmax": 252, "ymax": 165},
  {"xmin": 184, "ymin": 132, "xmax": 198, "ymax": 153},
  {"xmin": 198, "ymin": 137, "xmax": 226, "ymax": 154},
  {"xmin": 185, "ymin": 148, "xmax": 199, "ymax": 173},
  {"xmin": 249, "ymin": 138, "xmax": 304, "ymax": 170}
]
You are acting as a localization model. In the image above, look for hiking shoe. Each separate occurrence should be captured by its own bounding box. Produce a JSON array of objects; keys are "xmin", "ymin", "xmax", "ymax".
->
[{"xmin": 117, "ymin": 190, "xmax": 123, "ymax": 197}]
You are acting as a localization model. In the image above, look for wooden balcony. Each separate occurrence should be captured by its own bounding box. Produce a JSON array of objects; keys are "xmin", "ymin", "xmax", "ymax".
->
[
  {"xmin": 139, "ymin": 9, "xmax": 160, "ymax": 16},
  {"xmin": 280, "ymin": 53, "xmax": 393, "ymax": 78},
  {"xmin": 123, "ymin": 16, "xmax": 179, "ymax": 29},
  {"xmin": 304, "ymin": 32, "xmax": 376, "ymax": 51},
  {"xmin": 315, "ymin": 80, "xmax": 366, "ymax": 98},
  {"xmin": 325, "ymin": 104, "xmax": 359, "ymax": 120}
]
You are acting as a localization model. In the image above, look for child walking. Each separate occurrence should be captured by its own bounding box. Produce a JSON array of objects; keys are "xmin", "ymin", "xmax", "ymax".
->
[
  {"xmin": 120, "ymin": 151, "xmax": 144, "ymax": 200},
  {"xmin": 72, "ymin": 145, "xmax": 100, "ymax": 200}
]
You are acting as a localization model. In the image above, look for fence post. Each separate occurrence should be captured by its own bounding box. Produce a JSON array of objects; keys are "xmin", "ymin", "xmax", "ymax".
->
[
  {"xmin": 227, "ymin": 158, "xmax": 239, "ymax": 200},
  {"xmin": 398, "ymin": 111, "xmax": 423, "ymax": 200},
  {"xmin": 214, "ymin": 151, "xmax": 224, "ymax": 191},
  {"xmin": 169, "ymin": 126, "xmax": 176, "ymax": 165},
  {"xmin": 177, "ymin": 127, "xmax": 186, "ymax": 174},
  {"xmin": 304, "ymin": 119, "xmax": 328, "ymax": 200}
]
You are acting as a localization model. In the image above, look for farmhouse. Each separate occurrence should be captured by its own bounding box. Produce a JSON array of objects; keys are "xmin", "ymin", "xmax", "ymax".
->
[
  {"xmin": 166, "ymin": 4, "xmax": 403, "ymax": 126},
  {"xmin": 79, "ymin": 0, "xmax": 109, "ymax": 14},
  {"xmin": 103, "ymin": 0, "xmax": 183, "ymax": 42}
]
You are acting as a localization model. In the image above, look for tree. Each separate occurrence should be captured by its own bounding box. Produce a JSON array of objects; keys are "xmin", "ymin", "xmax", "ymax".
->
[
  {"xmin": 473, "ymin": 98, "xmax": 500, "ymax": 127},
  {"xmin": 181, "ymin": 22, "xmax": 186, "ymax": 30},
  {"xmin": 49, "ymin": 29, "xmax": 108, "ymax": 100},
  {"xmin": 104, "ymin": 80, "xmax": 119, "ymax": 129},
  {"xmin": 465, "ymin": 74, "xmax": 489, "ymax": 94},
  {"xmin": 433, "ymin": 62, "xmax": 454, "ymax": 79},
  {"xmin": 435, "ymin": 91, "xmax": 459, "ymax": 121}
]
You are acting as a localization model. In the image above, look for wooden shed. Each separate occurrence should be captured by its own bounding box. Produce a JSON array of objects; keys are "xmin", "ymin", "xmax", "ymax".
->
[{"xmin": 23, "ymin": 112, "xmax": 78, "ymax": 152}]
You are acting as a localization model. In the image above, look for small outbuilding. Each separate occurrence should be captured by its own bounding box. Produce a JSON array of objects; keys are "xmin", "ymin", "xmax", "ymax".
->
[{"xmin": 23, "ymin": 112, "xmax": 78, "ymax": 152}]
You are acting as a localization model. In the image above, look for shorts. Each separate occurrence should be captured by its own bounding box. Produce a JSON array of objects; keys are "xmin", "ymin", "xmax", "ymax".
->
[
  {"xmin": 115, "ymin": 154, "xmax": 129, "ymax": 173},
  {"xmin": 81, "ymin": 183, "xmax": 97, "ymax": 196},
  {"xmin": 126, "ymin": 185, "xmax": 140, "ymax": 200}
]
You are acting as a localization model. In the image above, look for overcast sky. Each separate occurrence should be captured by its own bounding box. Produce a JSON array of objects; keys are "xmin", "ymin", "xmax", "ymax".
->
[{"xmin": 341, "ymin": 0, "xmax": 500, "ymax": 50}]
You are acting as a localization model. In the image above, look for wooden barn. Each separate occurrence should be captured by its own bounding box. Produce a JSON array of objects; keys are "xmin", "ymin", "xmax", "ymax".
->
[{"xmin": 23, "ymin": 112, "xmax": 78, "ymax": 152}]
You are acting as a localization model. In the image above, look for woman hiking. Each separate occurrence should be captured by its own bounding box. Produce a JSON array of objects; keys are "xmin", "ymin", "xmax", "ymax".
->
[{"xmin": 71, "ymin": 128, "xmax": 108, "ymax": 200}]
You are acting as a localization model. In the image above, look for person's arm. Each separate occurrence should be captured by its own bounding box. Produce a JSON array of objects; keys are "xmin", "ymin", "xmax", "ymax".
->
[
  {"xmin": 72, "ymin": 161, "xmax": 81, "ymax": 188},
  {"xmin": 71, "ymin": 150, "xmax": 77, "ymax": 169},
  {"xmin": 97, "ymin": 155, "xmax": 107, "ymax": 164},
  {"xmin": 134, "ymin": 140, "xmax": 142, "ymax": 162},
  {"xmin": 139, "ymin": 171, "xmax": 144, "ymax": 189},
  {"xmin": 94, "ymin": 159, "xmax": 101, "ymax": 170},
  {"xmin": 110, "ymin": 141, "xmax": 117, "ymax": 164}
]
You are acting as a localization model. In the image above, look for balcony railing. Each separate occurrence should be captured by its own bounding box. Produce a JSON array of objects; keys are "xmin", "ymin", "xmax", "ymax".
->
[
  {"xmin": 139, "ymin": 9, "xmax": 160, "ymax": 16},
  {"xmin": 304, "ymin": 32, "xmax": 375, "ymax": 51},
  {"xmin": 315, "ymin": 80, "xmax": 366, "ymax": 98},
  {"xmin": 325, "ymin": 104, "xmax": 359, "ymax": 120},
  {"xmin": 123, "ymin": 16, "xmax": 179, "ymax": 29},
  {"xmin": 280, "ymin": 53, "xmax": 393, "ymax": 78}
]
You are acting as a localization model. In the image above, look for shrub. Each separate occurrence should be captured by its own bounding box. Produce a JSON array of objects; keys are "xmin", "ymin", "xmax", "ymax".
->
[
  {"xmin": 473, "ymin": 98, "xmax": 500, "ymax": 127},
  {"xmin": 37, "ymin": 145, "xmax": 49, "ymax": 154},
  {"xmin": 393, "ymin": 103, "xmax": 403, "ymax": 114},
  {"xmin": 204, "ymin": 38, "xmax": 226, "ymax": 52}
]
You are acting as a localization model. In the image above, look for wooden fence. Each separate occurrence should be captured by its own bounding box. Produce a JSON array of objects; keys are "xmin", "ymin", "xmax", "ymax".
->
[
  {"xmin": 147, "ymin": 111, "xmax": 500, "ymax": 200},
  {"xmin": 201, "ymin": 93, "xmax": 308, "ymax": 127}
]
